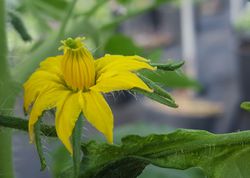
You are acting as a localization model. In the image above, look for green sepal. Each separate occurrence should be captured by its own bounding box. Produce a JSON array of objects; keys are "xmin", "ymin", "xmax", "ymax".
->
[
  {"xmin": 132, "ymin": 88, "xmax": 177, "ymax": 108},
  {"xmin": 72, "ymin": 115, "xmax": 83, "ymax": 178},
  {"xmin": 150, "ymin": 60, "xmax": 184, "ymax": 71},
  {"xmin": 133, "ymin": 74, "xmax": 178, "ymax": 108},
  {"xmin": 34, "ymin": 119, "xmax": 46, "ymax": 171}
]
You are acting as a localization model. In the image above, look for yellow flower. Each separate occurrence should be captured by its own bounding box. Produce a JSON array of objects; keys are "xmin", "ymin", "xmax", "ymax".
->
[{"xmin": 24, "ymin": 37, "xmax": 155, "ymax": 153}]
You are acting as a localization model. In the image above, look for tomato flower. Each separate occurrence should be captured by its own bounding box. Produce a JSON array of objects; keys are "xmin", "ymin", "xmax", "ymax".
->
[{"xmin": 24, "ymin": 37, "xmax": 155, "ymax": 153}]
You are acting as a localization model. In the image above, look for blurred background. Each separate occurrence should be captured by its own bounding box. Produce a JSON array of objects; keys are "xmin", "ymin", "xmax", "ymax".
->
[{"xmin": 3, "ymin": 0, "xmax": 250, "ymax": 177}]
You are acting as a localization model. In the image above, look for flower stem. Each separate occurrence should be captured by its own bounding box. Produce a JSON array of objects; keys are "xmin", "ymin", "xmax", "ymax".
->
[{"xmin": 0, "ymin": 0, "xmax": 14, "ymax": 177}]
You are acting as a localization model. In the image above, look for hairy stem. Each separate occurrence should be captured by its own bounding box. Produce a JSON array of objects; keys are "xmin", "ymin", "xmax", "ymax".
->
[{"xmin": 0, "ymin": 115, "xmax": 57, "ymax": 137}]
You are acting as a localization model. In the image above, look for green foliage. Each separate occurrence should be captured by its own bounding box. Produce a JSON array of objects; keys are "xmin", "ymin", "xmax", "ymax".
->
[
  {"xmin": 241, "ymin": 101, "xmax": 250, "ymax": 111},
  {"xmin": 104, "ymin": 34, "xmax": 163, "ymax": 63},
  {"xmin": 51, "ymin": 145, "xmax": 72, "ymax": 178},
  {"xmin": 140, "ymin": 69, "xmax": 201, "ymax": 89},
  {"xmin": 114, "ymin": 123, "xmax": 203, "ymax": 178},
  {"xmin": 104, "ymin": 34, "xmax": 143, "ymax": 55},
  {"xmin": 146, "ymin": 49, "xmax": 163, "ymax": 63},
  {"xmin": 59, "ymin": 129, "xmax": 250, "ymax": 178}
]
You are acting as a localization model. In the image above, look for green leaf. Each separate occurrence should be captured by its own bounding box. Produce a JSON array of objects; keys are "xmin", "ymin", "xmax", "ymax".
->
[
  {"xmin": 72, "ymin": 115, "xmax": 83, "ymax": 178},
  {"xmin": 104, "ymin": 34, "xmax": 143, "ymax": 55},
  {"xmin": 8, "ymin": 11, "xmax": 32, "ymax": 41},
  {"xmin": 77, "ymin": 129, "xmax": 250, "ymax": 178},
  {"xmin": 139, "ymin": 166, "xmax": 204, "ymax": 178},
  {"xmin": 114, "ymin": 122, "xmax": 174, "ymax": 142},
  {"xmin": 114, "ymin": 123, "xmax": 203, "ymax": 178},
  {"xmin": 146, "ymin": 49, "xmax": 163, "ymax": 63},
  {"xmin": 240, "ymin": 101, "xmax": 250, "ymax": 111},
  {"xmin": 51, "ymin": 145, "xmax": 72, "ymax": 178},
  {"xmin": 34, "ymin": 119, "xmax": 46, "ymax": 171},
  {"xmin": 139, "ymin": 69, "xmax": 201, "ymax": 89}
]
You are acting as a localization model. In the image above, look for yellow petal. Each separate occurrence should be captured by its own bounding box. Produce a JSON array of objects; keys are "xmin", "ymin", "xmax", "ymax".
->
[
  {"xmin": 23, "ymin": 57, "xmax": 65, "ymax": 113},
  {"xmin": 39, "ymin": 56, "xmax": 63, "ymax": 76},
  {"xmin": 55, "ymin": 91, "xmax": 82, "ymax": 154},
  {"xmin": 90, "ymin": 71, "xmax": 152, "ymax": 93},
  {"xmin": 28, "ymin": 87, "xmax": 70, "ymax": 143},
  {"xmin": 95, "ymin": 54, "xmax": 156, "ymax": 78},
  {"xmin": 82, "ymin": 90, "xmax": 113, "ymax": 143}
]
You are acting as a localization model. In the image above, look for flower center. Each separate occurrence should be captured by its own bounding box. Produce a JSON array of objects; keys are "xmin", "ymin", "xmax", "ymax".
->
[{"xmin": 60, "ymin": 37, "xmax": 96, "ymax": 91}]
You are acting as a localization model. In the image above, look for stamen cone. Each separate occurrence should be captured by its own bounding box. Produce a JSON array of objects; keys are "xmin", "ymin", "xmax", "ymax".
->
[{"xmin": 60, "ymin": 37, "xmax": 95, "ymax": 91}]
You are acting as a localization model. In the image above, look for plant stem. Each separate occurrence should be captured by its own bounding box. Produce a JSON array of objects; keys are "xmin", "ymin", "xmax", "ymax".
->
[
  {"xmin": 57, "ymin": 0, "xmax": 78, "ymax": 39},
  {"xmin": 0, "ymin": 1, "xmax": 14, "ymax": 177},
  {"xmin": 0, "ymin": 115, "xmax": 57, "ymax": 137}
]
